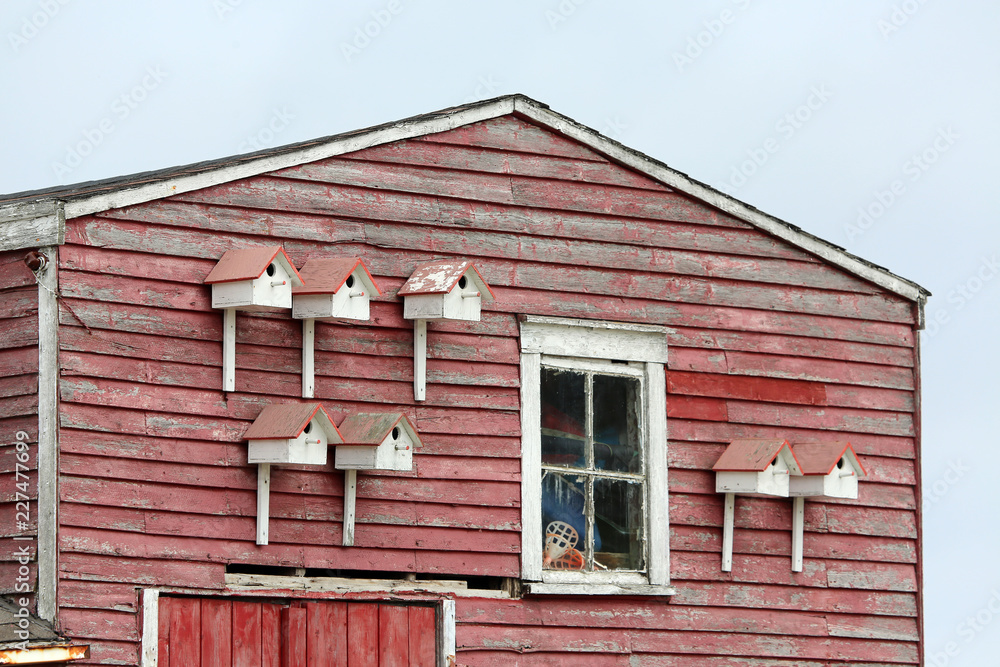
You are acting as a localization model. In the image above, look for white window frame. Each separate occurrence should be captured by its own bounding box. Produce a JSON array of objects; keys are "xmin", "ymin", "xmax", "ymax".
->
[{"xmin": 519, "ymin": 315, "xmax": 674, "ymax": 596}]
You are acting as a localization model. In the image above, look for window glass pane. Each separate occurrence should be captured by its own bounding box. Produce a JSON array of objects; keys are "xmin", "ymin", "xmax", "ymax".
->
[
  {"xmin": 540, "ymin": 367, "xmax": 586, "ymax": 468},
  {"xmin": 541, "ymin": 472, "xmax": 587, "ymax": 571},
  {"xmin": 593, "ymin": 477, "xmax": 644, "ymax": 571},
  {"xmin": 592, "ymin": 374, "xmax": 642, "ymax": 473}
]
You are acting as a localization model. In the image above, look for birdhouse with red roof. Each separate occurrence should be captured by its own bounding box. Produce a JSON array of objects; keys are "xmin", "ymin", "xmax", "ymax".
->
[
  {"xmin": 205, "ymin": 246, "xmax": 303, "ymax": 311},
  {"xmin": 399, "ymin": 259, "xmax": 494, "ymax": 322},
  {"xmin": 245, "ymin": 402, "xmax": 342, "ymax": 466},
  {"xmin": 334, "ymin": 412, "xmax": 422, "ymax": 472},
  {"xmin": 399, "ymin": 259, "xmax": 495, "ymax": 401},
  {"xmin": 713, "ymin": 439, "xmax": 803, "ymax": 497},
  {"xmin": 292, "ymin": 258, "xmax": 381, "ymax": 321},
  {"xmin": 244, "ymin": 403, "xmax": 343, "ymax": 546},
  {"xmin": 789, "ymin": 442, "xmax": 866, "ymax": 499}
]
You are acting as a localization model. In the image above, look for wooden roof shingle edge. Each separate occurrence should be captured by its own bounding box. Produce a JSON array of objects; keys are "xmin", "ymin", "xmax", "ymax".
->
[
  {"xmin": 337, "ymin": 412, "xmax": 422, "ymax": 448},
  {"xmin": 0, "ymin": 94, "xmax": 929, "ymax": 312},
  {"xmin": 205, "ymin": 246, "xmax": 304, "ymax": 285},
  {"xmin": 791, "ymin": 441, "xmax": 867, "ymax": 477},
  {"xmin": 712, "ymin": 439, "xmax": 803, "ymax": 474},
  {"xmin": 398, "ymin": 259, "xmax": 495, "ymax": 300},
  {"xmin": 243, "ymin": 403, "xmax": 341, "ymax": 441},
  {"xmin": 292, "ymin": 258, "xmax": 381, "ymax": 296}
]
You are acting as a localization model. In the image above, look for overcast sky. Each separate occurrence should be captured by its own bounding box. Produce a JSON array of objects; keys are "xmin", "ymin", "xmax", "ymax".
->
[{"xmin": 3, "ymin": 1, "xmax": 998, "ymax": 661}]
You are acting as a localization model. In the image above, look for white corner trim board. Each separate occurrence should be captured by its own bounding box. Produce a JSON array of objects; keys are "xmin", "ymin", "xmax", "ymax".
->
[{"xmin": 140, "ymin": 589, "xmax": 159, "ymax": 667}]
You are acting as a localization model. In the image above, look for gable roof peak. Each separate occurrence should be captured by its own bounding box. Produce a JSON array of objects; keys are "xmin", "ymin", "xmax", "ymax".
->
[{"xmin": 0, "ymin": 94, "xmax": 928, "ymax": 309}]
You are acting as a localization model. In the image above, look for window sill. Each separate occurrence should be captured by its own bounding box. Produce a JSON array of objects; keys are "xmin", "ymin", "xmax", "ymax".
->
[{"xmin": 524, "ymin": 582, "xmax": 676, "ymax": 596}]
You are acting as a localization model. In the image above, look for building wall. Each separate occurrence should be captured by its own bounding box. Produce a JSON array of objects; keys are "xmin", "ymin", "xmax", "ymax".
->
[
  {"xmin": 0, "ymin": 250, "xmax": 40, "ymax": 600},
  {"xmin": 53, "ymin": 116, "xmax": 919, "ymax": 665}
]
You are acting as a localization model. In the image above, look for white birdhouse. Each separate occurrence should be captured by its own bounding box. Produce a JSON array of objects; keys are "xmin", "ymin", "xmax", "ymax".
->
[
  {"xmin": 786, "ymin": 442, "xmax": 867, "ymax": 574},
  {"xmin": 334, "ymin": 412, "xmax": 422, "ymax": 472},
  {"xmin": 292, "ymin": 258, "xmax": 382, "ymax": 399},
  {"xmin": 713, "ymin": 439, "xmax": 803, "ymax": 497},
  {"xmin": 245, "ymin": 402, "xmax": 342, "ymax": 466},
  {"xmin": 292, "ymin": 258, "xmax": 381, "ymax": 321},
  {"xmin": 399, "ymin": 259, "xmax": 494, "ymax": 322},
  {"xmin": 205, "ymin": 246, "xmax": 305, "ymax": 392},
  {"xmin": 713, "ymin": 439, "xmax": 804, "ymax": 574},
  {"xmin": 334, "ymin": 413, "xmax": 423, "ymax": 548},
  {"xmin": 789, "ymin": 442, "xmax": 866, "ymax": 500},
  {"xmin": 244, "ymin": 402, "xmax": 343, "ymax": 546},
  {"xmin": 398, "ymin": 259, "xmax": 495, "ymax": 401},
  {"xmin": 205, "ymin": 246, "xmax": 303, "ymax": 312}
]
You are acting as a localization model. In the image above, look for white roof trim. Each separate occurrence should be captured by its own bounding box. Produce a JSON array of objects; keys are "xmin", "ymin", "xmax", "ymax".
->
[
  {"xmin": 511, "ymin": 97, "xmax": 927, "ymax": 305},
  {"xmin": 0, "ymin": 95, "xmax": 926, "ymax": 307},
  {"xmin": 59, "ymin": 97, "xmax": 516, "ymax": 220}
]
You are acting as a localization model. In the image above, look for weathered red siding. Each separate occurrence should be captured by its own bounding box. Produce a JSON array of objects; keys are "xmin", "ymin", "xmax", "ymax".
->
[
  {"xmin": 0, "ymin": 250, "xmax": 39, "ymax": 597},
  {"xmin": 53, "ymin": 116, "xmax": 919, "ymax": 664}
]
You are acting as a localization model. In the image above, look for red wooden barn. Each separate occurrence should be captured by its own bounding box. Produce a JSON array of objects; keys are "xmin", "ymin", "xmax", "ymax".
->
[{"xmin": 0, "ymin": 95, "xmax": 929, "ymax": 666}]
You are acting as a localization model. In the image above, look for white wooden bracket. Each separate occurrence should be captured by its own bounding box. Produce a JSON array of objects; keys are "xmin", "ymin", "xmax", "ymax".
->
[
  {"xmin": 791, "ymin": 496, "xmax": 804, "ymax": 572},
  {"xmin": 257, "ymin": 463, "xmax": 270, "ymax": 545},
  {"xmin": 343, "ymin": 469, "xmax": 358, "ymax": 546},
  {"xmin": 302, "ymin": 319, "xmax": 316, "ymax": 398},
  {"xmin": 223, "ymin": 308, "xmax": 236, "ymax": 392},
  {"xmin": 721, "ymin": 492, "xmax": 735, "ymax": 572},
  {"xmin": 413, "ymin": 319, "xmax": 427, "ymax": 401}
]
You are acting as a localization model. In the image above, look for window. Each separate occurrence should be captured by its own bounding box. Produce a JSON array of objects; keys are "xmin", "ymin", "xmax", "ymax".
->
[{"xmin": 520, "ymin": 315, "xmax": 673, "ymax": 595}]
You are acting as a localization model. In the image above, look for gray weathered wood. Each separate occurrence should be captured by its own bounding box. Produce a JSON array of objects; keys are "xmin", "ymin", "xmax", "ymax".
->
[
  {"xmin": 36, "ymin": 245, "xmax": 58, "ymax": 621},
  {"xmin": 439, "ymin": 599, "xmax": 456, "ymax": 667},
  {"xmin": 343, "ymin": 469, "xmax": 357, "ymax": 547},
  {"xmin": 520, "ymin": 315, "xmax": 669, "ymax": 362},
  {"xmin": 140, "ymin": 588, "xmax": 159, "ymax": 667},
  {"xmin": 0, "ymin": 201, "xmax": 65, "ymax": 252}
]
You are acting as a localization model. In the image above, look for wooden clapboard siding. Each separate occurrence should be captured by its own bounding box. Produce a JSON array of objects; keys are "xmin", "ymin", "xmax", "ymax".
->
[
  {"xmin": 0, "ymin": 251, "xmax": 38, "ymax": 595},
  {"xmin": 50, "ymin": 115, "xmax": 920, "ymax": 665}
]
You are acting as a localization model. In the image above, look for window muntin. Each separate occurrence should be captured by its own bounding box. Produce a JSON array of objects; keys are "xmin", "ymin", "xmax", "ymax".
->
[{"xmin": 540, "ymin": 365, "xmax": 645, "ymax": 573}]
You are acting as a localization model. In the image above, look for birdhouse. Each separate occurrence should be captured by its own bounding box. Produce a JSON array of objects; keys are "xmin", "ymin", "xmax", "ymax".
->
[
  {"xmin": 334, "ymin": 412, "xmax": 422, "ymax": 472},
  {"xmin": 205, "ymin": 246, "xmax": 305, "ymax": 392},
  {"xmin": 291, "ymin": 258, "xmax": 381, "ymax": 398},
  {"xmin": 245, "ymin": 403, "xmax": 342, "ymax": 466},
  {"xmin": 244, "ymin": 403, "xmax": 342, "ymax": 546},
  {"xmin": 205, "ymin": 246, "xmax": 303, "ymax": 312},
  {"xmin": 713, "ymin": 439, "xmax": 803, "ymax": 497},
  {"xmin": 292, "ymin": 258, "xmax": 381, "ymax": 321},
  {"xmin": 789, "ymin": 442, "xmax": 866, "ymax": 499},
  {"xmin": 399, "ymin": 259, "xmax": 495, "ymax": 401},
  {"xmin": 334, "ymin": 413, "xmax": 423, "ymax": 548},
  {"xmin": 713, "ymin": 439, "xmax": 804, "ymax": 574},
  {"xmin": 785, "ymin": 442, "xmax": 866, "ymax": 573},
  {"xmin": 399, "ymin": 259, "xmax": 494, "ymax": 322}
]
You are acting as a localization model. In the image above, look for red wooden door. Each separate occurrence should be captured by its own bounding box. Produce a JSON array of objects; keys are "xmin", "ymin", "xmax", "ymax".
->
[{"xmin": 158, "ymin": 597, "xmax": 437, "ymax": 666}]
